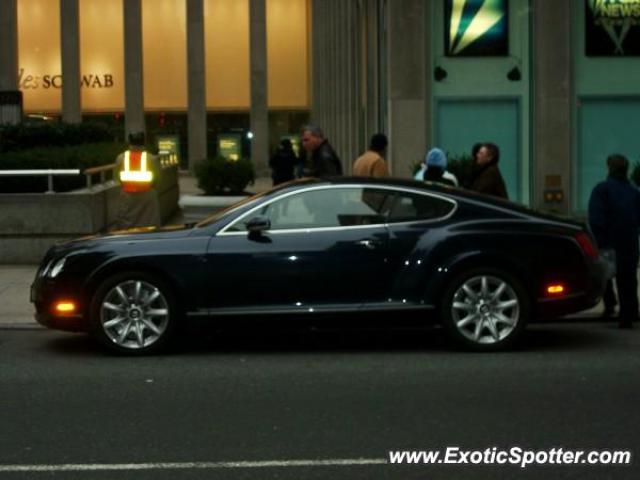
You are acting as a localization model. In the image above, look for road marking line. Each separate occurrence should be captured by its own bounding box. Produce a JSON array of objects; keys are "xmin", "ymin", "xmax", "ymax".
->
[{"xmin": 0, "ymin": 458, "xmax": 387, "ymax": 472}]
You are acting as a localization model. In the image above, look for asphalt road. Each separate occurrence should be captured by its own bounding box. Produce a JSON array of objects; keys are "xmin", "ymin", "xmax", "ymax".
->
[{"xmin": 0, "ymin": 321, "xmax": 639, "ymax": 480}]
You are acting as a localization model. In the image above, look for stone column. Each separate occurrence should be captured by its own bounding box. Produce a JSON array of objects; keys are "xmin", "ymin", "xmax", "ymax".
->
[
  {"xmin": 0, "ymin": 0, "xmax": 18, "ymax": 90},
  {"xmin": 532, "ymin": 0, "xmax": 571, "ymax": 214},
  {"xmin": 387, "ymin": 0, "xmax": 427, "ymax": 177},
  {"xmin": 187, "ymin": 0, "xmax": 207, "ymax": 169},
  {"xmin": 60, "ymin": 0, "xmax": 82, "ymax": 123},
  {"xmin": 249, "ymin": 0, "xmax": 269, "ymax": 175},
  {"xmin": 123, "ymin": 0, "xmax": 145, "ymax": 137},
  {"xmin": 310, "ymin": 0, "xmax": 363, "ymax": 171}
]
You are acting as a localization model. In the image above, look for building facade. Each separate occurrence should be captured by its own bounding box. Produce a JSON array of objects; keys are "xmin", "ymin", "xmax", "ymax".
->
[
  {"xmin": 312, "ymin": 0, "xmax": 640, "ymax": 214},
  {"xmin": 0, "ymin": 0, "xmax": 311, "ymax": 173},
  {"xmin": 2, "ymin": 0, "xmax": 640, "ymax": 214}
]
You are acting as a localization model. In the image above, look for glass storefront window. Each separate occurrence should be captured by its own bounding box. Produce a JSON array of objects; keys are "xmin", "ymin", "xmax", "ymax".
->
[
  {"xmin": 17, "ymin": 0, "xmax": 62, "ymax": 113},
  {"xmin": 142, "ymin": 0, "xmax": 187, "ymax": 110},
  {"xmin": 80, "ymin": 0, "xmax": 124, "ymax": 112}
]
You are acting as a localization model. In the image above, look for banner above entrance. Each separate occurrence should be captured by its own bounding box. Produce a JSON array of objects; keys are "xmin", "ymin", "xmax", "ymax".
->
[
  {"xmin": 586, "ymin": 0, "xmax": 640, "ymax": 56},
  {"xmin": 444, "ymin": 0, "xmax": 509, "ymax": 56}
]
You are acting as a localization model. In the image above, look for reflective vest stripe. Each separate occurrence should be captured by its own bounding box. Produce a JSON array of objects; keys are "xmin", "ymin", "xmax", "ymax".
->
[{"xmin": 120, "ymin": 150, "xmax": 152, "ymax": 183}]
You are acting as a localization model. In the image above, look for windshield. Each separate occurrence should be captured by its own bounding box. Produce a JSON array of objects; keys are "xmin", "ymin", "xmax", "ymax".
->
[
  {"xmin": 194, "ymin": 178, "xmax": 323, "ymax": 228},
  {"xmin": 195, "ymin": 192, "xmax": 268, "ymax": 228}
]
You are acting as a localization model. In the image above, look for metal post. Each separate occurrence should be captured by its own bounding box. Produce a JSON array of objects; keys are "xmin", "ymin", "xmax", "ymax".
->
[{"xmin": 47, "ymin": 174, "xmax": 54, "ymax": 194}]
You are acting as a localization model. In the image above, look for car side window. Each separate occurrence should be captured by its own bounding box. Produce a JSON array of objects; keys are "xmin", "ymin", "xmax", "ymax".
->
[
  {"xmin": 226, "ymin": 187, "xmax": 393, "ymax": 232},
  {"xmin": 387, "ymin": 191, "xmax": 454, "ymax": 223}
]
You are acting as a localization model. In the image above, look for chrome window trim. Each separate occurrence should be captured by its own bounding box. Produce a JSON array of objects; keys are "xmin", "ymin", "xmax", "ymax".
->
[{"xmin": 217, "ymin": 184, "xmax": 458, "ymax": 236}]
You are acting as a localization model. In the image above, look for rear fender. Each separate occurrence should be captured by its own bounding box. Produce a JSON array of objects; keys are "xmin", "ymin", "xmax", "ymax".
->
[{"xmin": 423, "ymin": 251, "xmax": 533, "ymax": 310}]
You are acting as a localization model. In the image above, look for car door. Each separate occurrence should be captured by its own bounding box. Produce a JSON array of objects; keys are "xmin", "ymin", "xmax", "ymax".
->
[
  {"xmin": 285, "ymin": 186, "xmax": 395, "ymax": 307},
  {"xmin": 383, "ymin": 189, "xmax": 458, "ymax": 303},
  {"xmin": 205, "ymin": 185, "xmax": 395, "ymax": 312}
]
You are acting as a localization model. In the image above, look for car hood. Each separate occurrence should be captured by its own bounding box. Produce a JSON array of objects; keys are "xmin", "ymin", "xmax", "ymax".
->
[{"xmin": 55, "ymin": 223, "xmax": 196, "ymax": 251}]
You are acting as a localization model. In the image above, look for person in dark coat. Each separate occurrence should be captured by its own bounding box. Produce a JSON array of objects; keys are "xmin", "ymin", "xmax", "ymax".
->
[
  {"xmin": 301, "ymin": 125, "xmax": 342, "ymax": 177},
  {"xmin": 588, "ymin": 153, "xmax": 640, "ymax": 329},
  {"xmin": 269, "ymin": 139, "xmax": 298, "ymax": 185},
  {"xmin": 470, "ymin": 142, "xmax": 508, "ymax": 199}
]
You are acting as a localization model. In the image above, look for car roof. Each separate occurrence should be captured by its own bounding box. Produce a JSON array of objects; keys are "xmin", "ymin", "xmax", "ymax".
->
[
  {"xmin": 275, "ymin": 176, "xmax": 498, "ymax": 204},
  {"xmin": 273, "ymin": 177, "xmax": 583, "ymax": 228}
]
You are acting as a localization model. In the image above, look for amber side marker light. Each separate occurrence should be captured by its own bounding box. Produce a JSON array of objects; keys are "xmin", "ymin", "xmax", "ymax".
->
[
  {"xmin": 546, "ymin": 285, "xmax": 565, "ymax": 295},
  {"xmin": 54, "ymin": 301, "xmax": 76, "ymax": 314}
]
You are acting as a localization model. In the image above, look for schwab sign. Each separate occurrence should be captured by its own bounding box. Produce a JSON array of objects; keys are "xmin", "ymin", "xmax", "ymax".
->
[
  {"xmin": 18, "ymin": 69, "xmax": 115, "ymax": 90},
  {"xmin": 586, "ymin": 0, "xmax": 640, "ymax": 55},
  {"xmin": 445, "ymin": 0, "xmax": 509, "ymax": 56}
]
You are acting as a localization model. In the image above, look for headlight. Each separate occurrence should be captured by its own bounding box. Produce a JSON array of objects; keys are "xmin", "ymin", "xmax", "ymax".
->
[
  {"xmin": 39, "ymin": 258, "xmax": 54, "ymax": 277},
  {"xmin": 48, "ymin": 257, "xmax": 66, "ymax": 278}
]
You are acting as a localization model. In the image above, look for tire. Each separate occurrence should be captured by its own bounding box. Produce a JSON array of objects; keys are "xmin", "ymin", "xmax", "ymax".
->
[
  {"xmin": 89, "ymin": 271, "xmax": 178, "ymax": 355},
  {"xmin": 440, "ymin": 268, "xmax": 529, "ymax": 351}
]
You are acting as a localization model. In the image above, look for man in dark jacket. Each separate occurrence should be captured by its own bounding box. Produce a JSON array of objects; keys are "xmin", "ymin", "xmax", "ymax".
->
[
  {"xmin": 588, "ymin": 154, "xmax": 640, "ymax": 329},
  {"xmin": 470, "ymin": 142, "xmax": 508, "ymax": 199},
  {"xmin": 269, "ymin": 138, "xmax": 298, "ymax": 185},
  {"xmin": 301, "ymin": 125, "xmax": 342, "ymax": 177}
]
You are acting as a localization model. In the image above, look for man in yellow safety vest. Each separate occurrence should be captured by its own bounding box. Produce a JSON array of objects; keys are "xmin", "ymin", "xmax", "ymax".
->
[{"xmin": 114, "ymin": 132, "xmax": 161, "ymax": 229}]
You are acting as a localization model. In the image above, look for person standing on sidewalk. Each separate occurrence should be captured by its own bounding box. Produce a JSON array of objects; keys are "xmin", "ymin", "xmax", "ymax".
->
[
  {"xmin": 269, "ymin": 138, "xmax": 298, "ymax": 186},
  {"xmin": 114, "ymin": 132, "xmax": 161, "ymax": 229},
  {"xmin": 301, "ymin": 125, "xmax": 342, "ymax": 177},
  {"xmin": 588, "ymin": 153, "xmax": 640, "ymax": 329},
  {"xmin": 470, "ymin": 142, "xmax": 508, "ymax": 199},
  {"xmin": 353, "ymin": 133, "xmax": 389, "ymax": 178},
  {"xmin": 414, "ymin": 147, "xmax": 458, "ymax": 187}
]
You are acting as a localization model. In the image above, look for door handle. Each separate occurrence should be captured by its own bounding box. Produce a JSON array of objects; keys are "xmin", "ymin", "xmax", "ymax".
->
[{"xmin": 357, "ymin": 239, "xmax": 379, "ymax": 250}]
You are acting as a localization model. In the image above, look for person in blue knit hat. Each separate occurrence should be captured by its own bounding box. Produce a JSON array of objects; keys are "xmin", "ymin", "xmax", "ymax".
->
[{"xmin": 414, "ymin": 147, "xmax": 458, "ymax": 186}]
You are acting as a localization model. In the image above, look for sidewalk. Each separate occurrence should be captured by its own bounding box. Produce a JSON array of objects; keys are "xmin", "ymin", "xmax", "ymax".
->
[{"xmin": 0, "ymin": 265, "xmax": 38, "ymax": 328}]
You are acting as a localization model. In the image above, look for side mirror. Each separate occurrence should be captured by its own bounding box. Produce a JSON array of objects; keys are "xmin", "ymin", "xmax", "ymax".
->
[{"xmin": 246, "ymin": 216, "xmax": 271, "ymax": 235}]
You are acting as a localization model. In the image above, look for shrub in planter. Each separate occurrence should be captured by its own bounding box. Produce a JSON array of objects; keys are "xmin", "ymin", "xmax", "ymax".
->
[
  {"xmin": 194, "ymin": 156, "xmax": 255, "ymax": 195},
  {"xmin": 447, "ymin": 153, "xmax": 475, "ymax": 188},
  {"xmin": 0, "ymin": 142, "xmax": 126, "ymax": 193},
  {"xmin": 631, "ymin": 160, "xmax": 640, "ymax": 188}
]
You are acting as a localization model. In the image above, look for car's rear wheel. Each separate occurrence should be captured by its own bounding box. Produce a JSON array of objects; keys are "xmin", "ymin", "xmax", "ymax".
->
[
  {"xmin": 90, "ymin": 271, "xmax": 177, "ymax": 355},
  {"xmin": 440, "ymin": 268, "xmax": 528, "ymax": 351}
]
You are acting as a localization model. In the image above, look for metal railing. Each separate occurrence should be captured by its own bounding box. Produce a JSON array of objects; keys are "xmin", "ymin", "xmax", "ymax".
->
[
  {"xmin": 0, "ymin": 169, "xmax": 81, "ymax": 193},
  {"xmin": 83, "ymin": 163, "xmax": 117, "ymax": 188},
  {"xmin": 1, "ymin": 157, "xmax": 174, "ymax": 193}
]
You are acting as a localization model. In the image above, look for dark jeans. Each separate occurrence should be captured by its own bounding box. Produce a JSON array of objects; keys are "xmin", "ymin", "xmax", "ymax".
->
[{"xmin": 604, "ymin": 254, "xmax": 639, "ymax": 323}]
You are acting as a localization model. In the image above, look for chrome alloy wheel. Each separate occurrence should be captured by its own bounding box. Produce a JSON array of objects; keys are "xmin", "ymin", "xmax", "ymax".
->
[
  {"xmin": 100, "ymin": 280, "xmax": 169, "ymax": 350},
  {"xmin": 451, "ymin": 275, "xmax": 520, "ymax": 345}
]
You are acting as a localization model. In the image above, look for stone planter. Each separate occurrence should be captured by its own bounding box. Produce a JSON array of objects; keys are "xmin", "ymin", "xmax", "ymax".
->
[{"xmin": 0, "ymin": 165, "xmax": 179, "ymax": 264}]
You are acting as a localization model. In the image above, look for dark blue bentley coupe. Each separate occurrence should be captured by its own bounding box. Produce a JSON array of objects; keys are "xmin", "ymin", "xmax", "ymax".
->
[{"xmin": 31, "ymin": 177, "xmax": 607, "ymax": 354}]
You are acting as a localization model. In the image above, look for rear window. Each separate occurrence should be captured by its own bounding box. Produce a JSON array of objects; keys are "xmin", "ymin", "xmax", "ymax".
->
[{"xmin": 387, "ymin": 191, "xmax": 455, "ymax": 223}]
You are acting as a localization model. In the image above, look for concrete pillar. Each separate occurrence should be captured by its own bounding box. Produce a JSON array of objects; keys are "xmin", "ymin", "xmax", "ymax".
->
[
  {"xmin": 249, "ymin": 0, "xmax": 269, "ymax": 175},
  {"xmin": 310, "ymin": 0, "xmax": 363, "ymax": 172},
  {"xmin": 186, "ymin": 0, "xmax": 207, "ymax": 169},
  {"xmin": 364, "ymin": 0, "xmax": 380, "ymax": 142},
  {"xmin": 123, "ymin": 0, "xmax": 145, "ymax": 137},
  {"xmin": 60, "ymin": 0, "xmax": 82, "ymax": 123},
  {"xmin": 0, "ymin": 0, "xmax": 18, "ymax": 91},
  {"xmin": 532, "ymin": 0, "xmax": 571, "ymax": 214},
  {"xmin": 387, "ymin": 0, "xmax": 427, "ymax": 177}
]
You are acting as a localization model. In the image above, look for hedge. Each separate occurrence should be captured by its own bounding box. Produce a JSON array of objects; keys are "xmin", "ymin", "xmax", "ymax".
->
[
  {"xmin": 0, "ymin": 142, "xmax": 126, "ymax": 193},
  {"xmin": 194, "ymin": 156, "xmax": 255, "ymax": 195},
  {"xmin": 0, "ymin": 122, "xmax": 114, "ymax": 153}
]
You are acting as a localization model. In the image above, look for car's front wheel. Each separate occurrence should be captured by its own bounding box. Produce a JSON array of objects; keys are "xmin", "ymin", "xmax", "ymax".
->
[
  {"xmin": 90, "ymin": 271, "xmax": 177, "ymax": 355},
  {"xmin": 440, "ymin": 268, "xmax": 529, "ymax": 351}
]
